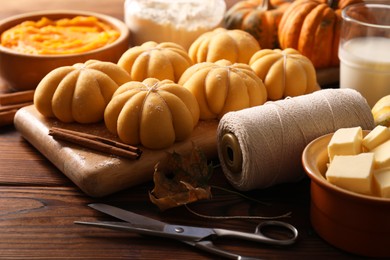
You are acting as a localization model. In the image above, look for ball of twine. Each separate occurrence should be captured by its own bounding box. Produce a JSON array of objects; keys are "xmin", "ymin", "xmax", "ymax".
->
[{"xmin": 217, "ymin": 89, "xmax": 375, "ymax": 191}]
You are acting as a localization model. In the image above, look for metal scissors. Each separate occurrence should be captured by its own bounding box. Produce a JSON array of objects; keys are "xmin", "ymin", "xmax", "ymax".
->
[{"xmin": 75, "ymin": 203, "xmax": 298, "ymax": 260}]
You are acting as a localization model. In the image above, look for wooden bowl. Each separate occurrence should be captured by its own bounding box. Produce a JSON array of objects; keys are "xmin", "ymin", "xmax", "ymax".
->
[
  {"xmin": 0, "ymin": 10, "xmax": 130, "ymax": 91},
  {"xmin": 302, "ymin": 131, "xmax": 390, "ymax": 257}
]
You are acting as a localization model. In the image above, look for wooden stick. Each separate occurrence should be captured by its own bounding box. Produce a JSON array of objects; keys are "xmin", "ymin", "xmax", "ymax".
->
[
  {"xmin": 48, "ymin": 127, "xmax": 142, "ymax": 160},
  {"xmin": 0, "ymin": 90, "xmax": 35, "ymax": 106}
]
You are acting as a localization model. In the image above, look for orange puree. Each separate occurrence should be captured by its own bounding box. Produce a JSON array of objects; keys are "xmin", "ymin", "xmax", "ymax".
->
[{"xmin": 0, "ymin": 16, "xmax": 120, "ymax": 55}]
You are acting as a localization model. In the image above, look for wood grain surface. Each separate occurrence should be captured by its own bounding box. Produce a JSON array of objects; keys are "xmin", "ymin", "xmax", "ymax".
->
[{"xmin": 0, "ymin": 122, "xmax": 361, "ymax": 259}]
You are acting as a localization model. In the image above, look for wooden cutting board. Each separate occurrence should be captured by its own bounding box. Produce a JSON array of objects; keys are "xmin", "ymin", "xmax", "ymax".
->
[{"xmin": 14, "ymin": 105, "xmax": 219, "ymax": 197}]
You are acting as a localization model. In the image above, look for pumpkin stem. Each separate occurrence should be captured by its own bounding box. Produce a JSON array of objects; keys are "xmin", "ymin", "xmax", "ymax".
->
[
  {"xmin": 327, "ymin": 0, "xmax": 339, "ymax": 9},
  {"xmin": 261, "ymin": 0, "xmax": 273, "ymax": 11}
]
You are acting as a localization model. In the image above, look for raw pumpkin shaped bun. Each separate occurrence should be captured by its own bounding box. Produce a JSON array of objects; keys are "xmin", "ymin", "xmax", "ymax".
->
[
  {"xmin": 104, "ymin": 78, "xmax": 200, "ymax": 150},
  {"xmin": 179, "ymin": 59, "xmax": 267, "ymax": 120},
  {"xmin": 188, "ymin": 28, "xmax": 260, "ymax": 64},
  {"xmin": 34, "ymin": 59, "xmax": 131, "ymax": 123},
  {"xmin": 117, "ymin": 41, "xmax": 193, "ymax": 83},
  {"xmin": 249, "ymin": 48, "xmax": 320, "ymax": 101}
]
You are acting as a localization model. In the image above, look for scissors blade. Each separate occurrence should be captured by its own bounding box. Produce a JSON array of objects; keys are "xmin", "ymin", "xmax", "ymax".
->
[
  {"xmin": 76, "ymin": 219, "xmax": 214, "ymax": 241},
  {"xmin": 86, "ymin": 203, "xmax": 214, "ymax": 241},
  {"xmin": 88, "ymin": 203, "xmax": 166, "ymax": 231}
]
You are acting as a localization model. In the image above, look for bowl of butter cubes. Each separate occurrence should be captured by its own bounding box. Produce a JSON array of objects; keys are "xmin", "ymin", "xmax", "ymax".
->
[{"xmin": 302, "ymin": 125, "xmax": 390, "ymax": 258}]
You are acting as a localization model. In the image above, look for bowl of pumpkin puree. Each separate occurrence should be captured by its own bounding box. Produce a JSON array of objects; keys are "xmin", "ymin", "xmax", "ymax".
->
[{"xmin": 0, "ymin": 10, "xmax": 130, "ymax": 91}]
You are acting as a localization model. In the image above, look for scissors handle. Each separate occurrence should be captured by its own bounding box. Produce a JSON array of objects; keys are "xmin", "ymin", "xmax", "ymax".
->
[{"xmin": 213, "ymin": 220, "xmax": 298, "ymax": 246}]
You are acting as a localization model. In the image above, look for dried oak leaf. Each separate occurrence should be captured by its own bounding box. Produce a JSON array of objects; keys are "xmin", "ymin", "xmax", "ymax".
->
[{"xmin": 149, "ymin": 145, "xmax": 213, "ymax": 211}]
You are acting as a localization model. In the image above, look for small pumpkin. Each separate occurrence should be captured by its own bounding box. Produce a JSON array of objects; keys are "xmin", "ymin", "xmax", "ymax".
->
[
  {"xmin": 117, "ymin": 41, "xmax": 193, "ymax": 83},
  {"xmin": 188, "ymin": 28, "xmax": 260, "ymax": 64},
  {"xmin": 224, "ymin": 0, "xmax": 291, "ymax": 49},
  {"xmin": 249, "ymin": 48, "xmax": 319, "ymax": 100},
  {"xmin": 34, "ymin": 60, "xmax": 131, "ymax": 123},
  {"xmin": 104, "ymin": 78, "xmax": 200, "ymax": 150},
  {"xmin": 178, "ymin": 59, "xmax": 267, "ymax": 120},
  {"xmin": 278, "ymin": 0, "xmax": 363, "ymax": 69}
]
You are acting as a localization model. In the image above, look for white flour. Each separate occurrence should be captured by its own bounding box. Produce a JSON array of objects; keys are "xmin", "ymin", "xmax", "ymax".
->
[{"xmin": 124, "ymin": 0, "xmax": 226, "ymax": 49}]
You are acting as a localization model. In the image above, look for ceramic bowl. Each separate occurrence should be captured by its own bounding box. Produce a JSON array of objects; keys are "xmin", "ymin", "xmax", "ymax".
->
[
  {"xmin": 302, "ymin": 131, "xmax": 390, "ymax": 258},
  {"xmin": 0, "ymin": 10, "xmax": 130, "ymax": 91}
]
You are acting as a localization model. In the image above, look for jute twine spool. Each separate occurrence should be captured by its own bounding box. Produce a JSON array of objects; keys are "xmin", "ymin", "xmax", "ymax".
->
[{"xmin": 217, "ymin": 89, "xmax": 375, "ymax": 191}]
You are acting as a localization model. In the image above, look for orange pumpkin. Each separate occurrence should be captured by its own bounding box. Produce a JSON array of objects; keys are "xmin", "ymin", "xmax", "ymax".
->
[
  {"xmin": 224, "ymin": 0, "xmax": 291, "ymax": 49},
  {"xmin": 278, "ymin": 0, "xmax": 363, "ymax": 69}
]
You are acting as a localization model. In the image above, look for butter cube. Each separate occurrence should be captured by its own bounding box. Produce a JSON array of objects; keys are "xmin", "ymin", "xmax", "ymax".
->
[
  {"xmin": 371, "ymin": 139, "xmax": 390, "ymax": 169},
  {"xmin": 328, "ymin": 127, "xmax": 363, "ymax": 162},
  {"xmin": 373, "ymin": 168, "xmax": 390, "ymax": 198},
  {"xmin": 362, "ymin": 125, "xmax": 390, "ymax": 151},
  {"xmin": 325, "ymin": 153, "xmax": 374, "ymax": 195}
]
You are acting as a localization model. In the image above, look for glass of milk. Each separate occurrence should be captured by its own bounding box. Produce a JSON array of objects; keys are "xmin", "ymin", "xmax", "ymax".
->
[{"xmin": 339, "ymin": 3, "xmax": 390, "ymax": 107}]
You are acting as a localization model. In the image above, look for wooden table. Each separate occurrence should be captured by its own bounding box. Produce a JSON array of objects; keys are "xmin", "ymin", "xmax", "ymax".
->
[{"xmin": 0, "ymin": 1, "xmax": 360, "ymax": 259}]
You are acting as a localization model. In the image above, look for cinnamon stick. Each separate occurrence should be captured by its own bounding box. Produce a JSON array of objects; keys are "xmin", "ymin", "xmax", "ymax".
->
[
  {"xmin": 0, "ymin": 90, "xmax": 35, "ymax": 106},
  {"xmin": 0, "ymin": 109, "xmax": 17, "ymax": 127},
  {"xmin": 49, "ymin": 127, "xmax": 142, "ymax": 160},
  {"xmin": 0, "ymin": 102, "xmax": 33, "ymax": 113},
  {"xmin": 0, "ymin": 90, "xmax": 35, "ymax": 126}
]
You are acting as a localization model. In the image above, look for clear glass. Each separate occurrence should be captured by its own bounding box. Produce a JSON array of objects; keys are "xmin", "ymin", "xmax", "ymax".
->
[{"xmin": 339, "ymin": 3, "xmax": 390, "ymax": 107}]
